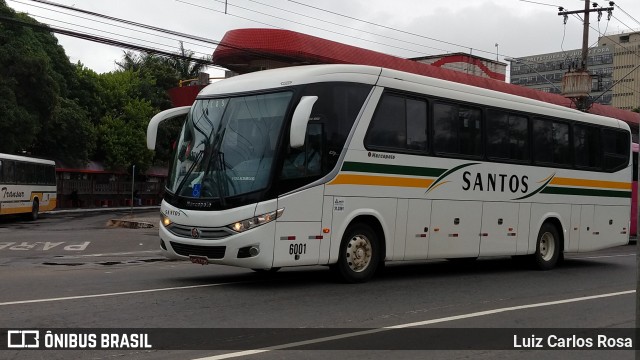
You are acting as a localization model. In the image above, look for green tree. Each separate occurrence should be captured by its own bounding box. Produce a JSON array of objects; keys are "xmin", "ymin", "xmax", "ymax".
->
[
  {"xmin": 168, "ymin": 41, "xmax": 209, "ymax": 80},
  {"xmin": 0, "ymin": 1, "xmax": 95, "ymax": 163},
  {"xmin": 34, "ymin": 97, "xmax": 96, "ymax": 166}
]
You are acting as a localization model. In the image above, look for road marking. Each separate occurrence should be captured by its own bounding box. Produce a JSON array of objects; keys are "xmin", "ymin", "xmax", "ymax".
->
[
  {"xmin": 192, "ymin": 289, "xmax": 635, "ymax": 360},
  {"xmin": 0, "ymin": 281, "xmax": 249, "ymax": 306}
]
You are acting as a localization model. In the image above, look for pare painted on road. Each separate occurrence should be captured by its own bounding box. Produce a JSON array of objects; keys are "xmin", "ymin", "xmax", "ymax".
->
[{"xmin": 0, "ymin": 242, "xmax": 90, "ymax": 251}]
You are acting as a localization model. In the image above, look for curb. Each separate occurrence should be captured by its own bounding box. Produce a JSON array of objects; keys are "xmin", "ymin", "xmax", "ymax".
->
[{"xmin": 49, "ymin": 206, "xmax": 159, "ymax": 215}]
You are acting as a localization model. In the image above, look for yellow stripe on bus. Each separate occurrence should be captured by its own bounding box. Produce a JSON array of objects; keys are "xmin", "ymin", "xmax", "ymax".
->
[
  {"xmin": 329, "ymin": 174, "xmax": 434, "ymax": 188},
  {"xmin": 550, "ymin": 177, "xmax": 631, "ymax": 190}
]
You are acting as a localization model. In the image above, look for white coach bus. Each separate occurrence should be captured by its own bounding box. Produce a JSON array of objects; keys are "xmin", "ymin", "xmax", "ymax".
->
[
  {"xmin": 0, "ymin": 153, "xmax": 57, "ymax": 220},
  {"xmin": 147, "ymin": 65, "xmax": 631, "ymax": 283}
]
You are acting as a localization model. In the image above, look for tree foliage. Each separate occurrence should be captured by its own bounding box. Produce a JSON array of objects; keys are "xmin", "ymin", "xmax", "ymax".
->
[{"xmin": 1, "ymin": 0, "xmax": 201, "ymax": 171}]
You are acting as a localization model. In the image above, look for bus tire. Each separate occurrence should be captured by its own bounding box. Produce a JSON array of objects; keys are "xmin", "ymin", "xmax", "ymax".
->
[
  {"xmin": 333, "ymin": 223, "xmax": 379, "ymax": 283},
  {"xmin": 533, "ymin": 222, "xmax": 561, "ymax": 270},
  {"xmin": 30, "ymin": 199, "xmax": 39, "ymax": 221}
]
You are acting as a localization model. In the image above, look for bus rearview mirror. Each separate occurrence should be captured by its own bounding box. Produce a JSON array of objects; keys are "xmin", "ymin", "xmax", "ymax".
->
[
  {"xmin": 147, "ymin": 106, "xmax": 191, "ymax": 150},
  {"xmin": 290, "ymin": 96, "xmax": 318, "ymax": 148}
]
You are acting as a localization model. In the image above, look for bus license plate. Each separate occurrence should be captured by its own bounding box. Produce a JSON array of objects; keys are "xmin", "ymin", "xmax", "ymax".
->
[{"xmin": 189, "ymin": 255, "xmax": 209, "ymax": 265}]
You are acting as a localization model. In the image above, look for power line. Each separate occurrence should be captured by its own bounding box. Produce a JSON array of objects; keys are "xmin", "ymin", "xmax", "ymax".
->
[
  {"xmin": 611, "ymin": 14, "xmax": 637, "ymax": 33},
  {"xmin": 519, "ymin": 0, "xmax": 564, "ymax": 7},
  {"xmin": 20, "ymin": 0, "xmax": 310, "ymax": 68},
  {"xmin": 178, "ymin": 0, "xmax": 433, "ymax": 57},
  {"xmin": 287, "ymin": 0, "xmax": 507, "ymax": 59},
  {"xmin": 615, "ymin": 3, "xmax": 640, "ymax": 28},
  {"xmin": 245, "ymin": 0, "xmax": 449, "ymax": 55},
  {"xmin": 9, "ymin": 0, "xmax": 217, "ymax": 54},
  {"xmin": 26, "ymin": 13, "xmax": 215, "ymax": 60},
  {"xmin": 0, "ymin": 14, "xmax": 216, "ymax": 66}
]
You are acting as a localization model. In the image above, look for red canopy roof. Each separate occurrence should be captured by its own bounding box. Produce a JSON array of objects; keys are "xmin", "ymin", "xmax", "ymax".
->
[{"xmin": 213, "ymin": 28, "xmax": 639, "ymax": 126}]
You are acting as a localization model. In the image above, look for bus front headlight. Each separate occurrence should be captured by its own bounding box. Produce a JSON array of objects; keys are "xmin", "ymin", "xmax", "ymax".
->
[
  {"xmin": 228, "ymin": 208, "xmax": 284, "ymax": 233},
  {"xmin": 160, "ymin": 213, "xmax": 172, "ymax": 227}
]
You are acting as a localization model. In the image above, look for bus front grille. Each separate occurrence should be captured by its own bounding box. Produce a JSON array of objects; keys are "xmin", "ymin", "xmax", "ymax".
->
[
  {"xmin": 167, "ymin": 224, "xmax": 234, "ymax": 240},
  {"xmin": 169, "ymin": 242, "xmax": 226, "ymax": 259}
]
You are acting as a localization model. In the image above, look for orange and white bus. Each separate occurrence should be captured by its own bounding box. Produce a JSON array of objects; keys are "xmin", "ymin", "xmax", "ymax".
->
[{"xmin": 0, "ymin": 153, "xmax": 57, "ymax": 220}]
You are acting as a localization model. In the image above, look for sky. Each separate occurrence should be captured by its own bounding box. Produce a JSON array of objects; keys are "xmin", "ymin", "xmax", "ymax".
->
[{"xmin": 5, "ymin": 0, "xmax": 640, "ymax": 76}]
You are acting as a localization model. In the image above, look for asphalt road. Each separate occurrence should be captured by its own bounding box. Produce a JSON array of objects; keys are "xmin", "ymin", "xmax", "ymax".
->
[{"xmin": 0, "ymin": 210, "xmax": 637, "ymax": 360}]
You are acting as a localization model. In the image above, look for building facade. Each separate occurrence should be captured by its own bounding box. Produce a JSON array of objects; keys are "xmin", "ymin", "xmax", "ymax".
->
[{"xmin": 509, "ymin": 31, "xmax": 639, "ymax": 110}]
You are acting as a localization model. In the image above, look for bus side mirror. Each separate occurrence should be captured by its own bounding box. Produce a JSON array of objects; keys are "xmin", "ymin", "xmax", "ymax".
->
[
  {"xmin": 147, "ymin": 106, "xmax": 191, "ymax": 150},
  {"xmin": 290, "ymin": 96, "xmax": 318, "ymax": 149}
]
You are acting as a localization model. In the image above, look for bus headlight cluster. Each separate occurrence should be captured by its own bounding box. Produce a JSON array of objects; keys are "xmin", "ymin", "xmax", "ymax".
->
[
  {"xmin": 160, "ymin": 213, "xmax": 172, "ymax": 227},
  {"xmin": 228, "ymin": 208, "xmax": 284, "ymax": 233}
]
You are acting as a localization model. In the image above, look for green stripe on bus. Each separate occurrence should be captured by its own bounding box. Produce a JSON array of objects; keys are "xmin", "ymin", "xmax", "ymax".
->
[
  {"xmin": 541, "ymin": 187, "xmax": 632, "ymax": 198},
  {"xmin": 342, "ymin": 162, "xmax": 445, "ymax": 177}
]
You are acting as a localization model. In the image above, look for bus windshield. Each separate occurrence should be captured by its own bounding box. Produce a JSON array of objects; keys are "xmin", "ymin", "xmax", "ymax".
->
[{"xmin": 167, "ymin": 91, "xmax": 293, "ymax": 200}]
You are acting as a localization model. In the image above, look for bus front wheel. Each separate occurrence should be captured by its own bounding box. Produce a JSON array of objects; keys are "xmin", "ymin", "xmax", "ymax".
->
[
  {"xmin": 30, "ymin": 199, "xmax": 39, "ymax": 221},
  {"xmin": 533, "ymin": 222, "xmax": 561, "ymax": 270},
  {"xmin": 332, "ymin": 223, "xmax": 379, "ymax": 283}
]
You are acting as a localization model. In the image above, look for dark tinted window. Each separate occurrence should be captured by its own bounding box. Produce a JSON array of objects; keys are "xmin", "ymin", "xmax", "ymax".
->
[
  {"xmin": 533, "ymin": 117, "xmax": 570, "ymax": 165},
  {"xmin": 574, "ymin": 125, "xmax": 602, "ymax": 169},
  {"xmin": 365, "ymin": 93, "xmax": 427, "ymax": 152},
  {"xmin": 278, "ymin": 82, "xmax": 372, "ymax": 194},
  {"xmin": 300, "ymin": 82, "xmax": 372, "ymax": 171},
  {"xmin": 2, "ymin": 160, "xmax": 15, "ymax": 183},
  {"xmin": 433, "ymin": 102, "xmax": 482, "ymax": 156},
  {"xmin": 603, "ymin": 128, "xmax": 630, "ymax": 171},
  {"xmin": 486, "ymin": 110, "xmax": 529, "ymax": 161}
]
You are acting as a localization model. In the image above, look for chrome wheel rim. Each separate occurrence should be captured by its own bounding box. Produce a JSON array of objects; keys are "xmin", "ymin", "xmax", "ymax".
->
[
  {"xmin": 345, "ymin": 234, "xmax": 372, "ymax": 272},
  {"xmin": 539, "ymin": 232, "xmax": 555, "ymax": 261}
]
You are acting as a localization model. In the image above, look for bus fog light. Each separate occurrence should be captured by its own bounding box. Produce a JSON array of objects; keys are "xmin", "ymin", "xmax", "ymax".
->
[{"xmin": 249, "ymin": 246, "xmax": 260, "ymax": 256}]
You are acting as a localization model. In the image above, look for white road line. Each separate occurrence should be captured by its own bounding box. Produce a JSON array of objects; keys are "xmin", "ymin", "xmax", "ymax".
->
[
  {"xmin": 0, "ymin": 281, "xmax": 248, "ymax": 306},
  {"xmin": 193, "ymin": 289, "xmax": 636, "ymax": 360}
]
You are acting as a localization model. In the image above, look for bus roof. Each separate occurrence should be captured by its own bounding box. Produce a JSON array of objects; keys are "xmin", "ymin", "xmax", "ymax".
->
[{"xmin": 0, "ymin": 153, "xmax": 56, "ymax": 166}]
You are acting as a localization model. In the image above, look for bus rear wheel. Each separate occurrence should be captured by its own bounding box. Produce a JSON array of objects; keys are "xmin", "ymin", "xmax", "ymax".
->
[
  {"xmin": 533, "ymin": 222, "xmax": 561, "ymax": 270},
  {"xmin": 332, "ymin": 223, "xmax": 379, "ymax": 283},
  {"xmin": 30, "ymin": 199, "xmax": 39, "ymax": 221}
]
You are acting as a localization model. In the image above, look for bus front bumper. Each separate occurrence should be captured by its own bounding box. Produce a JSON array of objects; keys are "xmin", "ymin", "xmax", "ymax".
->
[{"xmin": 158, "ymin": 221, "xmax": 276, "ymax": 269}]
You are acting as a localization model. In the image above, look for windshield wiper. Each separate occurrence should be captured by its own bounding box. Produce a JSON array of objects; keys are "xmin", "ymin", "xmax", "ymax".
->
[{"xmin": 200, "ymin": 128, "xmax": 227, "ymax": 206}]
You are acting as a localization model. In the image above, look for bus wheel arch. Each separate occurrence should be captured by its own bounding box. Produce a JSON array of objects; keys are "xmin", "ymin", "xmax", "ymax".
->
[
  {"xmin": 533, "ymin": 218, "xmax": 564, "ymax": 270},
  {"xmin": 332, "ymin": 215, "xmax": 385, "ymax": 283}
]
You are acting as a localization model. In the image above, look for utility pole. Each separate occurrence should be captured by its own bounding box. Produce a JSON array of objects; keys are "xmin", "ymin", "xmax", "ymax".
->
[{"xmin": 557, "ymin": 1, "xmax": 614, "ymax": 111}]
